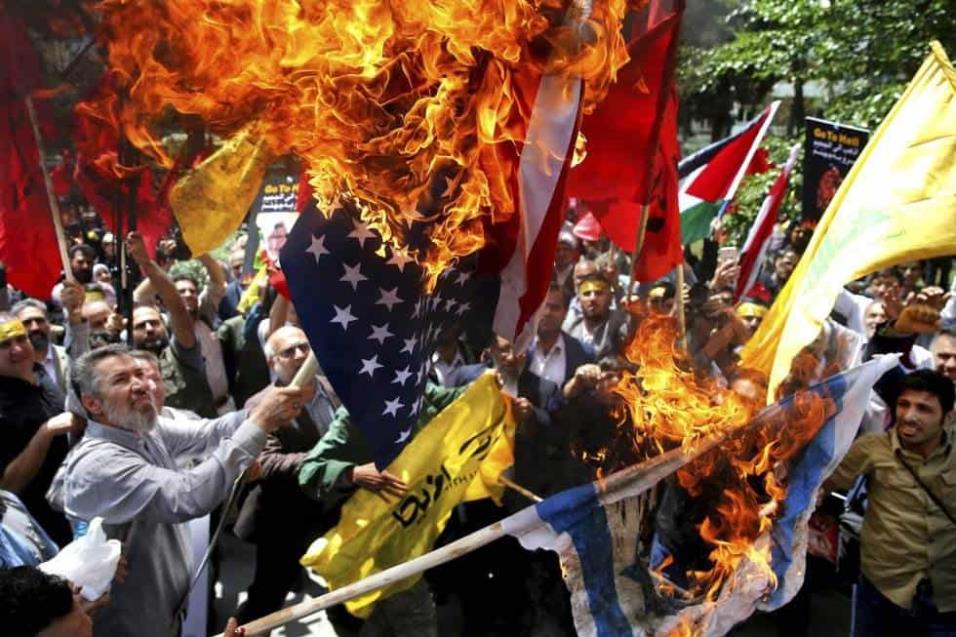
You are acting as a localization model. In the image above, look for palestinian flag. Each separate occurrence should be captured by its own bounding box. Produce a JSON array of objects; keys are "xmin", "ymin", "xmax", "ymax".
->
[{"xmin": 679, "ymin": 101, "xmax": 780, "ymax": 244}]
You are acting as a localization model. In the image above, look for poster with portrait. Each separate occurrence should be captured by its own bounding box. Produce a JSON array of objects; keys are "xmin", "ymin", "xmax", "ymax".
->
[
  {"xmin": 801, "ymin": 117, "xmax": 869, "ymax": 222},
  {"xmin": 251, "ymin": 170, "xmax": 300, "ymax": 262}
]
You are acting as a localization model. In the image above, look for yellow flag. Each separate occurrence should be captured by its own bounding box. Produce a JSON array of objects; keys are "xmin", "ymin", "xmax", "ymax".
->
[
  {"xmin": 741, "ymin": 42, "xmax": 956, "ymax": 399},
  {"xmin": 301, "ymin": 373, "xmax": 514, "ymax": 617},
  {"xmin": 169, "ymin": 128, "xmax": 273, "ymax": 256},
  {"xmin": 462, "ymin": 405, "xmax": 516, "ymax": 504}
]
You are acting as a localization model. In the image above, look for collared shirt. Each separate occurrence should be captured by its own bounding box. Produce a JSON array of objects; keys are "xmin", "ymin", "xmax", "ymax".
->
[
  {"xmin": 0, "ymin": 489, "xmax": 58, "ymax": 568},
  {"xmin": 194, "ymin": 319, "xmax": 229, "ymax": 407},
  {"xmin": 41, "ymin": 345, "xmax": 58, "ymax": 389},
  {"xmin": 430, "ymin": 351, "xmax": 465, "ymax": 387},
  {"xmin": 529, "ymin": 334, "xmax": 567, "ymax": 388},
  {"xmin": 64, "ymin": 411, "xmax": 265, "ymax": 637},
  {"xmin": 826, "ymin": 427, "xmax": 956, "ymax": 611}
]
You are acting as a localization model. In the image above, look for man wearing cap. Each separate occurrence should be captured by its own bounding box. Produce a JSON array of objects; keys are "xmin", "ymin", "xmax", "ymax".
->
[
  {"xmin": 561, "ymin": 259, "xmax": 598, "ymax": 332},
  {"xmin": 0, "ymin": 313, "xmax": 82, "ymax": 545}
]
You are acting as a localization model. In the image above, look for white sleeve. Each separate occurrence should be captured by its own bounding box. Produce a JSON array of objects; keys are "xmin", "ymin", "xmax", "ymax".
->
[{"xmin": 834, "ymin": 288, "xmax": 871, "ymax": 335}]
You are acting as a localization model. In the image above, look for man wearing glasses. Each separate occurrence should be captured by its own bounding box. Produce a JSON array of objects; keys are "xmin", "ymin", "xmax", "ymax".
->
[{"xmin": 234, "ymin": 325, "xmax": 340, "ymax": 622}]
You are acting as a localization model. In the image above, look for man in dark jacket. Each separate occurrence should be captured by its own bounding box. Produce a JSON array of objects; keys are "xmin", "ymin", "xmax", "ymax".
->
[
  {"xmin": 235, "ymin": 326, "xmax": 339, "ymax": 623},
  {"xmin": 526, "ymin": 284, "xmax": 595, "ymax": 387},
  {"xmin": 298, "ymin": 383, "xmax": 461, "ymax": 636},
  {"xmin": 0, "ymin": 313, "xmax": 81, "ymax": 545}
]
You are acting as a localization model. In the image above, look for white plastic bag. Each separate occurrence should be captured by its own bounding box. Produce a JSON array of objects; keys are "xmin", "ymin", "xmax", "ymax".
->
[{"xmin": 39, "ymin": 517, "xmax": 122, "ymax": 601}]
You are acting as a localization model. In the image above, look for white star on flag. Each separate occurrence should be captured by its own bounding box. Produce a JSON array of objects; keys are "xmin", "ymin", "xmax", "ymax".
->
[
  {"xmin": 368, "ymin": 323, "xmax": 394, "ymax": 345},
  {"xmin": 401, "ymin": 337, "xmax": 418, "ymax": 355},
  {"xmin": 306, "ymin": 235, "xmax": 329, "ymax": 262},
  {"xmin": 376, "ymin": 287, "xmax": 403, "ymax": 311},
  {"xmin": 359, "ymin": 355, "xmax": 383, "ymax": 377},
  {"xmin": 455, "ymin": 301, "xmax": 471, "ymax": 316},
  {"xmin": 347, "ymin": 219, "xmax": 376, "ymax": 247},
  {"xmin": 387, "ymin": 247, "xmax": 415, "ymax": 272},
  {"xmin": 455, "ymin": 270, "xmax": 472, "ymax": 286},
  {"xmin": 383, "ymin": 397, "xmax": 404, "ymax": 417},
  {"xmin": 330, "ymin": 305, "xmax": 358, "ymax": 330},
  {"xmin": 394, "ymin": 427, "xmax": 412, "ymax": 444},
  {"xmin": 392, "ymin": 366, "xmax": 413, "ymax": 386},
  {"xmin": 340, "ymin": 262, "xmax": 368, "ymax": 290}
]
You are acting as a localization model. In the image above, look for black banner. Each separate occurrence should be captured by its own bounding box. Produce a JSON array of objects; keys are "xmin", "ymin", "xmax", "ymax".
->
[
  {"xmin": 252, "ymin": 172, "xmax": 300, "ymax": 214},
  {"xmin": 802, "ymin": 117, "xmax": 869, "ymax": 222}
]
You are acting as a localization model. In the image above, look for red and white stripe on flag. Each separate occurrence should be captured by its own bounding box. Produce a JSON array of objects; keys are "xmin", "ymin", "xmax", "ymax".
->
[
  {"xmin": 736, "ymin": 143, "xmax": 801, "ymax": 300},
  {"xmin": 494, "ymin": 73, "xmax": 583, "ymax": 347}
]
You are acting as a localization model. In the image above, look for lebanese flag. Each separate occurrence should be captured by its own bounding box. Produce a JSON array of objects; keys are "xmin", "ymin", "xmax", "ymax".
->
[
  {"xmin": 736, "ymin": 143, "xmax": 800, "ymax": 300},
  {"xmin": 679, "ymin": 101, "xmax": 780, "ymax": 244},
  {"xmin": 566, "ymin": 3, "xmax": 684, "ymax": 281},
  {"xmin": 0, "ymin": 15, "xmax": 65, "ymax": 299}
]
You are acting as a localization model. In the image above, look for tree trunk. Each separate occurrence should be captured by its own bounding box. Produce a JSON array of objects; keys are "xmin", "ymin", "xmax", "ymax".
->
[{"xmin": 790, "ymin": 77, "xmax": 805, "ymax": 137}]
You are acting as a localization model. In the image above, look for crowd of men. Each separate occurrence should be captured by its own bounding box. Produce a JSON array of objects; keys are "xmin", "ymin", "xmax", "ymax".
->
[{"xmin": 0, "ymin": 203, "xmax": 954, "ymax": 637}]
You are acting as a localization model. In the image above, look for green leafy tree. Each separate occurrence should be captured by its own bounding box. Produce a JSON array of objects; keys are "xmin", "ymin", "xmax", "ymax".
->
[{"xmin": 681, "ymin": 0, "xmax": 956, "ymax": 249}]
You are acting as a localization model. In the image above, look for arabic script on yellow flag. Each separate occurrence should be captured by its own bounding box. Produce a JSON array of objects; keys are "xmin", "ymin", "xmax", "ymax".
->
[
  {"xmin": 301, "ymin": 373, "xmax": 514, "ymax": 617},
  {"xmin": 741, "ymin": 42, "xmax": 956, "ymax": 399}
]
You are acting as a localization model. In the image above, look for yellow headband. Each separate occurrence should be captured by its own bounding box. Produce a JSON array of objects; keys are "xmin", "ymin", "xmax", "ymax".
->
[
  {"xmin": 648, "ymin": 287, "xmax": 667, "ymax": 300},
  {"xmin": 736, "ymin": 302, "xmax": 767, "ymax": 319},
  {"xmin": 578, "ymin": 280, "xmax": 609, "ymax": 295},
  {"xmin": 0, "ymin": 320, "xmax": 27, "ymax": 343}
]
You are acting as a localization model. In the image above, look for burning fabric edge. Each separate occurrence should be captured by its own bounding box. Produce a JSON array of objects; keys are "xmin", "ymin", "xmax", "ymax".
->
[{"xmin": 502, "ymin": 354, "xmax": 899, "ymax": 637}]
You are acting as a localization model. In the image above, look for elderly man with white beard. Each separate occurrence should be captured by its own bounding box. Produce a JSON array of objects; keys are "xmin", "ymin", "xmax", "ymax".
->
[{"xmin": 62, "ymin": 344, "xmax": 305, "ymax": 637}]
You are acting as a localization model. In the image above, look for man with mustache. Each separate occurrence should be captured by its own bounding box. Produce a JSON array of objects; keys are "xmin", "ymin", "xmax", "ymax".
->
[
  {"xmin": 0, "ymin": 313, "xmax": 82, "ymax": 546},
  {"xmin": 11, "ymin": 280, "xmax": 88, "ymax": 394},
  {"xmin": 825, "ymin": 369, "xmax": 956, "ymax": 636},
  {"xmin": 126, "ymin": 232, "xmax": 218, "ymax": 417},
  {"xmin": 564, "ymin": 272, "xmax": 628, "ymax": 359},
  {"xmin": 63, "ymin": 345, "xmax": 305, "ymax": 637}
]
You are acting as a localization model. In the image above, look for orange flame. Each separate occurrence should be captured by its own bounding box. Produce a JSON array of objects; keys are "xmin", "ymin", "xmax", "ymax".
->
[
  {"xmin": 80, "ymin": 0, "xmax": 636, "ymax": 277},
  {"xmin": 605, "ymin": 315, "xmax": 834, "ymax": 609}
]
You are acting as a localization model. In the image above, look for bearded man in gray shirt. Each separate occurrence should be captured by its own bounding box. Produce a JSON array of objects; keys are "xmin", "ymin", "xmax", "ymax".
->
[{"xmin": 63, "ymin": 344, "xmax": 304, "ymax": 637}]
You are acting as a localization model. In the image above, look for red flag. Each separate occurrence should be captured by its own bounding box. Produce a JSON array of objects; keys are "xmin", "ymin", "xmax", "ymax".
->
[
  {"xmin": 566, "ymin": 4, "xmax": 684, "ymax": 281},
  {"xmin": 73, "ymin": 74, "xmax": 173, "ymax": 257},
  {"xmin": 0, "ymin": 15, "xmax": 65, "ymax": 299}
]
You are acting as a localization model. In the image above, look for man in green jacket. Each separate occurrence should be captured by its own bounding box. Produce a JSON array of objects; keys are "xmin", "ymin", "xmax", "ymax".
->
[{"xmin": 297, "ymin": 382, "xmax": 463, "ymax": 637}]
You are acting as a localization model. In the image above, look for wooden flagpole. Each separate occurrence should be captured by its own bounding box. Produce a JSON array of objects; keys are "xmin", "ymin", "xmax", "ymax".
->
[
  {"xmin": 216, "ymin": 424, "xmax": 744, "ymax": 637},
  {"xmin": 24, "ymin": 97, "xmax": 74, "ymax": 282},
  {"xmin": 675, "ymin": 262, "xmax": 687, "ymax": 350}
]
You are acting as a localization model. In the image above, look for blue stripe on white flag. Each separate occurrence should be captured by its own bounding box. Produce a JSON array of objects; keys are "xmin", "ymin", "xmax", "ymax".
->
[
  {"xmin": 534, "ymin": 484, "xmax": 632, "ymax": 637},
  {"xmin": 763, "ymin": 355, "xmax": 899, "ymax": 609}
]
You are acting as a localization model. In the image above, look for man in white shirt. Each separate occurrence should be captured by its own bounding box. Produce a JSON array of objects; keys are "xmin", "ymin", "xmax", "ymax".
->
[{"xmin": 528, "ymin": 285, "xmax": 594, "ymax": 387}]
